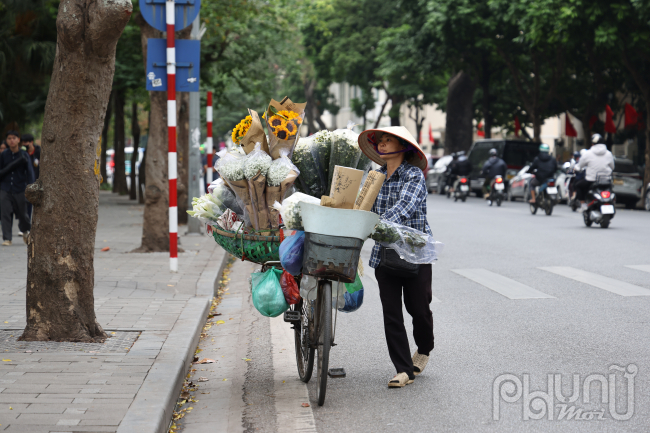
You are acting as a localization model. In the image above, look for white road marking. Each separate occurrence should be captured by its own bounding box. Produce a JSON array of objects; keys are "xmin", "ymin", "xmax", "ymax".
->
[
  {"xmin": 270, "ymin": 315, "xmax": 317, "ymax": 433},
  {"xmin": 540, "ymin": 266, "xmax": 650, "ymax": 297},
  {"xmin": 452, "ymin": 269, "xmax": 555, "ymax": 299},
  {"xmin": 626, "ymin": 265, "xmax": 650, "ymax": 274}
]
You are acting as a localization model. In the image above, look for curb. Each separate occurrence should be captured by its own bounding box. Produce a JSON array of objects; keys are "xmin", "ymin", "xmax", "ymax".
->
[{"xmin": 117, "ymin": 251, "xmax": 231, "ymax": 433}]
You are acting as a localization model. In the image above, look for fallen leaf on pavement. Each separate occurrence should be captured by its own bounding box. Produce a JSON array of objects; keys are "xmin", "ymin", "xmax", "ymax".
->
[
  {"xmin": 302, "ymin": 403, "xmax": 310, "ymax": 407},
  {"xmin": 198, "ymin": 377, "xmax": 209, "ymax": 382},
  {"xmin": 2, "ymin": 360, "xmax": 10, "ymax": 362},
  {"xmin": 100, "ymin": 247, "xmax": 110, "ymax": 252},
  {"xmin": 180, "ymin": 391, "xmax": 190, "ymax": 399},
  {"xmin": 216, "ymin": 320, "xmax": 225, "ymax": 325},
  {"xmin": 195, "ymin": 358, "xmax": 216, "ymax": 364},
  {"xmin": 222, "ymin": 378, "xmax": 228, "ymax": 381}
]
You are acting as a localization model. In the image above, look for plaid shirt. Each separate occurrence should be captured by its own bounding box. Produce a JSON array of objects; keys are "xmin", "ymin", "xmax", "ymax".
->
[{"xmin": 369, "ymin": 161, "xmax": 432, "ymax": 268}]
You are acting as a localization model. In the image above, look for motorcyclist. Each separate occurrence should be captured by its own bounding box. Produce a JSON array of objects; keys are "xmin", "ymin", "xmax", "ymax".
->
[
  {"xmin": 480, "ymin": 148, "xmax": 507, "ymax": 198},
  {"xmin": 575, "ymin": 133, "xmax": 615, "ymax": 211},
  {"xmin": 567, "ymin": 150, "xmax": 584, "ymax": 201},
  {"xmin": 443, "ymin": 152, "xmax": 458, "ymax": 193},
  {"xmin": 528, "ymin": 143, "xmax": 557, "ymax": 203},
  {"xmin": 449, "ymin": 151, "xmax": 472, "ymax": 193}
]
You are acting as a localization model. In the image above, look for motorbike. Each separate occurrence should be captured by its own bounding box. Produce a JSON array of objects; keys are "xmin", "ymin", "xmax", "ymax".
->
[
  {"xmin": 529, "ymin": 178, "xmax": 558, "ymax": 216},
  {"xmin": 583, "ymin": 175, "xmax": 616, "ymax": 229},
  {"xmin": 453, "ymin": 176, "xmax": 470, "ymax": 202},
  {"xmin": 487, "ymin": 175, "xmax": 506, "ymax": 207}
]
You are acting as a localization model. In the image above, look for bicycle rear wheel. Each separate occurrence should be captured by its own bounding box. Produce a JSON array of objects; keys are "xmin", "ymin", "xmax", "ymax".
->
[
  {"xmin": 294, "ymin": 299, "xmax": 314, "ymax": 383},
  {"xmin": 316, "ymin": 281, "xmax": 332, "ymax": 406}
]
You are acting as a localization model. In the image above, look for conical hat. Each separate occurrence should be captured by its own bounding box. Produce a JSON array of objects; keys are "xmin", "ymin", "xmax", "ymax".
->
[{"xmin": 358, "ymin": 126, "xmax": 427, "ymax": 170}]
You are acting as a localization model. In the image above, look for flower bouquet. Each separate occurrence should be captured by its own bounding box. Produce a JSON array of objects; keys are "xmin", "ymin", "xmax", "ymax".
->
[
  {"xmin": 216, "ymin": 149, "xmax": 257, "ymax": 229},
  {"xmin": 266, "ymin": 150, "xmax": 300, "ymax": 229},
  {"xmin": 232, "ymin": 109, "xmax": 269, "ymax": 155},
  {"xmin": 264, "ymin": 97, "xmax": 306, "ymax": 159},
  {"xmin": 244, "ymin": 143, "xmax": 273, "ymax": 234}
]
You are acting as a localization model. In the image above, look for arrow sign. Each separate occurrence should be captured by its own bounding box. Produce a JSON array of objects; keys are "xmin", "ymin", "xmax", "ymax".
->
[
  {"xmin": 140, "ymin": 0, "xmax": 200, "ymax": 32},
  {"xmin": 146, "ymin": 38, "xmax": 200, "ymax": 92}
]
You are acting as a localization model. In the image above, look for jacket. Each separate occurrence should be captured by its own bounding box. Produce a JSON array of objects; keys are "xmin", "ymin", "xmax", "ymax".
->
[
  {"xmin": 529, "ymin": 152, "xmax": 557, "ymax": 181},
  {"xmin": 481, "ymin": 156, "xmax": 507, "ymax": 179},
  {"xmin": 0, "ymin": 148, "xmax": 35, "ymax": 194},
  {"xmin": 450, "ymin": 156, "xmax": 472, "ymax": 176},
  {"xmin": 575, "ymin": 144, "xmax": 614, "ymax": 182}
]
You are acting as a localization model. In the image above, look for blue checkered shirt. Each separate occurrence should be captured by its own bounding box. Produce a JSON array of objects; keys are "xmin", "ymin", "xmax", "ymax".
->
[{"xmin": 369, "ymin": 161, "xmax": 432, "ymax": 268}]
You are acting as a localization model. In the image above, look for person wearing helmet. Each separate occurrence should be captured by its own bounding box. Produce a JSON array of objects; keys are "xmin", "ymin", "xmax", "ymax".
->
[
  {"xmin": 574, "ymin": 136, "xmax": 615, "ymax": 210},
  {"xmin": 448, "ymin": 152, "xmax": 473, "ymax": 193},
  {"xmin": 480, "ymin": 148, "xmax": 507, "ymax": 198},
  {"xmin": 528, "ymin": 143, "xmax": 557, "ymax": 203},
  {"xmin": 443, "ymin": 152, "xmax": 459, "ymax": 193}
]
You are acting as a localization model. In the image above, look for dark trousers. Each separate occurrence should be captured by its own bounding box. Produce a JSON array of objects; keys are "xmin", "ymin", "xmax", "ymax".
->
[
  {"xmin": 0, "ymin": 190, "xmax": 31, "ymax": 241},
  {"xmin": 575, "ymin": 179, "xmax": 594, "ymax": 201},
  {"xmin": 375, "ymin": 263, "xmax": 434, "ymax": 380}
]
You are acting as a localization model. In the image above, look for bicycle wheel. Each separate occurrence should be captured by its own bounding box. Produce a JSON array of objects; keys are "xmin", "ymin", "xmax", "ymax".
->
[
  {"xmin": 294, "ymin": 299, "xmax": 314, "ymax": 383},
  {"xmin": 316, "ymin": 281, "xmax": 332, "ymax": 406}
]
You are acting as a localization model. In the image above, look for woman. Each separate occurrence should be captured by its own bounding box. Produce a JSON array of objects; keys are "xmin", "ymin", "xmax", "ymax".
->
[{"xmin": 358, "ymin": 126, "xmax": 434, "ymax": 388}]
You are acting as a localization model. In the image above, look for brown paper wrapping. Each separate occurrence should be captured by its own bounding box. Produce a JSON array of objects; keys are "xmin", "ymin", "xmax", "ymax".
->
[
  {"xmin": 241, "ymin": 109, "xmax": 269, "ymax": 155},
  {"xmin": 326, "ymin": 166, "xmax": 364, "ymax": 209},
  {"xmin": 266, "ymin": 169, "xmax": 299, "ymax": 229},
  {"xmin": 354, "ymin": 171, "xmax": 386, "ymax": 211},
  {"xmin": 228, "ymin": 179, "xmax": 258, "ymax": 230},
  {"xmin": 248, "ymin": 172, "xmax": 271, "ymax": 235},
  {"xmin": 265, "ymin": 97, "xmax": 307, "ymax": 160}
]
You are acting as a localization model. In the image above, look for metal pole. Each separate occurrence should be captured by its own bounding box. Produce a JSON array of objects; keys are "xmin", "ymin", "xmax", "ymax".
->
[
  {"xmin": 206, "ymin": 91, "xmax": 213, "ymax": 189},
  {"xmin": 166, "ymin": 0, "xmax": 178, "ymax": 272},
  {"xmin": 187, "ymin": 13, "xmax": 202, "ymax": 234}
]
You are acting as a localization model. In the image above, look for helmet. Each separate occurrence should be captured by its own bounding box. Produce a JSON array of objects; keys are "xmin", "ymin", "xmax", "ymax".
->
[
  {"xmin": 489, "ymin": 148, "xmax": 498, "ymax": 156},
  {"xmin": 591, "ymin": 133, "xmax": 605, "ymax": 144},
  {"xmin": 456, "ymin": 150, "xmax": 466, "ymax": 157},
  {"xmin": 539, "ymin": 143, "xmax": 550, "ymax": 153},
  {"xmin": 573, "ymin": 151, "xmax": 581, "ymax": 159}
]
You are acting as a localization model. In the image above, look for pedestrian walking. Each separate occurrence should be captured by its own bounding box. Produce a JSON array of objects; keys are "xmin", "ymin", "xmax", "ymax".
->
[
  {"xmin": 0, "ymin": 131, "xmax": 34, "ymax": 246},
  {"xmin": 21, "ymin": 133, "xmax": 41, "ymax": 220},
  {"xmin": 358, "ymin": 126, "xmax": 434, "ymax": 388}
]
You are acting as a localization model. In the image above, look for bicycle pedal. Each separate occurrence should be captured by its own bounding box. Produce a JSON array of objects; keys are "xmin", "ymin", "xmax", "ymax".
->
[
  {"xmin": 283, "ymin": 311, "xmax": 300, "ymax": 322},
  {"xmin": 328, "ymin": 368, "xmax": 346, "ymax": 378}
]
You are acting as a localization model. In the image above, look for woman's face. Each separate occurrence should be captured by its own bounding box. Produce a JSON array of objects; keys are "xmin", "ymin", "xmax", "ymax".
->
[{"xmin": 377, "ymin": 133, "xmax": 406, "ymax": 162}]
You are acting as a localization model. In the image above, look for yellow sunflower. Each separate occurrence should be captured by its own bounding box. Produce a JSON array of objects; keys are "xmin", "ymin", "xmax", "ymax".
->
[
  {"xmin": 232, "ymin": 115, "xmax": 253, "ymax": 145},
  {"xmin": 274, "ymin": 125, "xmax": 290, "ymax": 140}
]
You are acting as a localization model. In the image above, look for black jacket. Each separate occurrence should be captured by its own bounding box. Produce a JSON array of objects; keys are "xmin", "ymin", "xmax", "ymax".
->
[
  {"xmin": 481, "ymin": 156, "xmax": 507, "ymax": 179},
  {"xmin": 529, "ymin": 152, "xmax": 557, "ymax": 181},
  {"xmin": 450, "ymin": 157, "xmax": 472, "ymax": 176},
  {"xmin": 0, "ymin": 149, "xmax": 35, "ymax": 194}
]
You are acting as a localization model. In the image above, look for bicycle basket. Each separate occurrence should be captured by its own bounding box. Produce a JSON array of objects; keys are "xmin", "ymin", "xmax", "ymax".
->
[
  {"xmin": 302, "ymin": 233, "xmax": 363, "ymax": 283},
  {"xmin": 211, "ymin": 226, "xmax": 281, "ymax": 264}
]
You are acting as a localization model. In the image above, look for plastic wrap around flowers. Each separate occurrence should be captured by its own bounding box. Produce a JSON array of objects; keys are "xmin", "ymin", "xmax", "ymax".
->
[{"xmin": 266, "ymin": 110, "xmax": 302, "ymax": 141}]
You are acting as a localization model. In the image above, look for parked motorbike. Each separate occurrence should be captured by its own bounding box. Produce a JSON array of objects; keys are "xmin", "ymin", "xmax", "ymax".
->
[
  {"xmin": 451, "ymin": 177, "xmax": 470, "ymax": 202},
  {"xmin": 487, "ymin": 175, "xmax": 506, "ymax": 207},
  {"xmin": 583, "ymin": 175, "xmax": 616, "ymax": 228},
  {"xmin": 529, "ymin": 178, "xmax": 558, "ymax": 216}
]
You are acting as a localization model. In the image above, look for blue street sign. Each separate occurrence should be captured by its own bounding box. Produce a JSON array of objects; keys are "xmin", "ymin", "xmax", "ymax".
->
[
  {"xmin": 146, "ymin": 39, "xmax": 200, "ymax": 92},
  {"xmin": 140, "ymin": 0, "xmax": 200, "ymax": 33}
]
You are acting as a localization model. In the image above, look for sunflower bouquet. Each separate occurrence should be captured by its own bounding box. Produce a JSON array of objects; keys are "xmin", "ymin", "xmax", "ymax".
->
[
  {"xmin": 232, "ymin": 109, "xmax": 269, "ymax": 155},
  {"xmin": 264, "ymin": 97, "xmax": 306, "ymax": 159},
  {"xmin": 231, "ymin": 115, "xmax": 252, "ymax": 145}
]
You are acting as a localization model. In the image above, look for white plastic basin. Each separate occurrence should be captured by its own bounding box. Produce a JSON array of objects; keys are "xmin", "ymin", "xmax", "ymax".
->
[{"xmin": 299, "ymin": 202, "xmax": 379, "ymax": 240}]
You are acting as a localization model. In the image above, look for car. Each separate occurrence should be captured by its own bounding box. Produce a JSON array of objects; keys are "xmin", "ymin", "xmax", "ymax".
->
[
  {"xmin": 427, "ymin": 155, "xmax": 453, "ymax": 194},
  {"xmin": 467, "ymin": 139, "xmax": 540, "ymax": 197},
  {"xmin": 611, "ymin": 158, "xmax": 643, "ymax": 209},
  {"xmin": 507, "ymin": 165, "xmax": 533, "ymax": 201}
]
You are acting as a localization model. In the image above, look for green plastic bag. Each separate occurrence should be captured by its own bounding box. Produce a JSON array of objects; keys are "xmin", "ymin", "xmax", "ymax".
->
[
  {"xmin": 251, "ymin": 268, "xmax": 288, "ymax": 317},
  {"xmin": 344, "ymin": 272, "xmax": 363, "ymax": 294}
]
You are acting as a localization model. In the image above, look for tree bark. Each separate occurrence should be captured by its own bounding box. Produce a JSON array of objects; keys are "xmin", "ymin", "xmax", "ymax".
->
[
  {"xmin": 129, "ymin": 101, "xmax": 140, "ymax": 200},
  {"xmin": 481, "ymin": 55, "xmax": 492, "ymax": 139},
  {"xmin": 177, "ymin": 91, "xmax": 189, "ymax": 225},
  {"xmin": 445, "ymin": 71, "xmax": 476, "ymax": 155},
  {"xmin": 100, "ymin": 90, "xmax": 113, "ymax": 185},
  {"xmin": 304, "ymin": 78, "xmax": 317, "ymax": 135},
  {"xmin": 112, "ymin": 88, "xmax": 128, "ymax": 194},
  {"xmin": 20, "ymin": 0, "xmax": 132, "ymax": 342}
]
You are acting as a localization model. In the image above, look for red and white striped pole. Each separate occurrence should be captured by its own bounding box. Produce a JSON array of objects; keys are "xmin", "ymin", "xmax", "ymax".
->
[
  {"xmin": 166, "ymin": 0, "xmax": 178, "ymax": 272},
  {"xmin": 206, "ymin": 91, "xmax": 213, "ymax": 190}
]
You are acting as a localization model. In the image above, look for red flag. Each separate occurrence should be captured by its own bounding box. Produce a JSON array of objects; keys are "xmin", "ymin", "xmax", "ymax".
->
[
  {"xmin": 565, "ymin": 112, "xmax": 577, "ymax": 137},
  {"xmin": 477, "ymin": 121, "xmax": 485, "ymax": 137},
  {"xmin": 514, "ymin": 116, "xmax": 521, "ymax": 137},
  {"xmin": 429, "ymin": 124, "xmax": 434, "ymax": 143},
  {"xmin": 589, "ymin": 115, "xmax": 598, "ymax": 128},
  {"xmin": 625, "ymin": 103, "xmax": 638, "ymax": 128},
  {"xmin": 604, "ymin": 105, "xmax": 616, "ymax": 133}
]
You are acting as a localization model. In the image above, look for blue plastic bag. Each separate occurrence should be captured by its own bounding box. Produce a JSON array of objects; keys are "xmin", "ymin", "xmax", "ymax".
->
[
  {"xmin": 251, "ymin": 268, "xmax": 288, "ymax": 317},
  {"xmin": 279, "ymin": 231, "xmax": 305, "ymax": 276},
  {"xmin": 339, "ymin": 289, "xmax": 364, "ymax": 313}
]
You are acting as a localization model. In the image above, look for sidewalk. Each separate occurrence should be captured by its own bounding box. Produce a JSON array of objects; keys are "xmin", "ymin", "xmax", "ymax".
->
[{"xmin": 0, "ymin": 192, "xmax": 228, "ymax": 433}]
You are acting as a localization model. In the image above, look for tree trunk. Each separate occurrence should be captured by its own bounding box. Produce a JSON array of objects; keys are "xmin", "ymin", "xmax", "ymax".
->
[
  {"xmin": 20, "ymin": 0, "xmax": 132, "ymax": 342},
  {"xmin": 481, "ymin": 56, "xmax": 492, "ymax": 139},
  {"xmin": 100, "ymin": 90, "xmax": 113, "ymax": 185},
  {"xmin": 129, "ymin": 101, "xmax": 140, "ymax": 200},
  {"xmin": 645, "ymin": 103, "xmax": 650, "ymax": 197},
  {"xmin": 389, "ymin": 96, "xmax": 402, "ymax": 126},
  {"xmin": 112, "ymin": 88, "xmax": 128, "ymax": 194},
  {"xmin": 445, "ymin": 71, "xmax": 476, "ymax": 155},
  {"xmin": 138, "ymin": 147, "xmax": 146, "ymax": 204},
  {"xmin": 177, "ymin": 92, "xmax": 189, "ymax": 225},
  {"xmin": 304, "ymin": 78, "xmax": 317, "ymax": 135},
  {"xmin": 531, "ymin": 111, "xmax": 541, "ymax": 142}
]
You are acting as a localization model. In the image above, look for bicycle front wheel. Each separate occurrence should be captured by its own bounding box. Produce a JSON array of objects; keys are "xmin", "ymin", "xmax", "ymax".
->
[
  {"xmin": 316, "ymin": 281, "xmax": 332, "ymax": 406},
  {"xmin": 294, "ymin": 299, "xmax": 315, "ymax": 383}
]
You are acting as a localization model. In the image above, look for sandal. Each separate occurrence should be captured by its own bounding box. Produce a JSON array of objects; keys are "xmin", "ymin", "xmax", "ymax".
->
[
  {"xmin": 412, "ymin": 350, "xmax": 429, "ymax": 376},
  {"xmin": 388, "ymin": 372, "xmax": 414, "ymax": 388}
]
